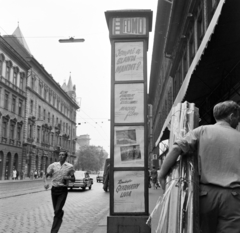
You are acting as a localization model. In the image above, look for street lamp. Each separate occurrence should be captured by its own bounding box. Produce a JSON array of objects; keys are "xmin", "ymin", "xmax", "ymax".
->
[{"xmin": 59, "ymin": 37, "xmax": 85, "ymax": 43}]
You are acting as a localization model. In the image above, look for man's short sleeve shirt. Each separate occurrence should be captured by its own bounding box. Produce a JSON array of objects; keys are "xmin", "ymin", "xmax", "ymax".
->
[
  {"xmin": 47, "ymin": 162, "xmax": 74, "ymax": 187},
  {"xmin": 175, "ymin": 122, "xmax": 240, "ymax": 188}
]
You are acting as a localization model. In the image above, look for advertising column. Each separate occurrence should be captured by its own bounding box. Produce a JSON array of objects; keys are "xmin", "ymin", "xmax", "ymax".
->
[{"xmin": 105, "ymin": 10, "xmax": 152, "ymax": 233}]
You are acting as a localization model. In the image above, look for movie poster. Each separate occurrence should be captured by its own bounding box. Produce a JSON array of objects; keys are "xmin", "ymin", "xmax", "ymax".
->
[
  {"xmin": 115, "ymin": 41, "xmax": 144, "ymax": 81},
  {"xmin": 114, "ymin": 126, "xmax": 144, "ymax": 167},
  {"xmin": 114, "ymin": 171, "xmax": 145, "ymax": 213},
  {"xmin": 115, "ymin": 83, "xmax": 144, "ymax": 123}
]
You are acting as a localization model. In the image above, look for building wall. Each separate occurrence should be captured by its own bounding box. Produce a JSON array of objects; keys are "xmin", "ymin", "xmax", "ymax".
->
[
  {"xmin": 0, "ymin": 37, "xmax": 30, "ymax": 180},
  {"xmin": 149, "ymin": 0, "xmax": 221, "ymax": 153}
]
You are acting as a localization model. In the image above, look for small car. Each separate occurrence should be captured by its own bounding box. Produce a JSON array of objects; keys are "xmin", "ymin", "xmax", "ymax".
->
[
  {"xmin": 96, "ymin": 171, "xmax": 104, "ymax": 183},
  {"xmin": 68, "ymin": 171, "xmax": 92, "ymax": 191}
]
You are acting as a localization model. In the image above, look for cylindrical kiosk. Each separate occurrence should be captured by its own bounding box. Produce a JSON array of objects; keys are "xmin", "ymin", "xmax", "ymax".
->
[{"xmin": 105, "ymin": 10, "xmax": 152, "ymax": 233}]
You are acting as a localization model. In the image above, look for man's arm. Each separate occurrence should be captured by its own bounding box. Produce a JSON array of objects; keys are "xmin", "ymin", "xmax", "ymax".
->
[
  {"xmin": 43, "ymin": 172, "xmax": 52, "ymax": 189},
  {"xmin": 158, "ymin": 144, "xmax": 182, "ymax": 191},
  {"xmin": 63, "ymin": 169, "xmax": 75, "ymax": 182}
]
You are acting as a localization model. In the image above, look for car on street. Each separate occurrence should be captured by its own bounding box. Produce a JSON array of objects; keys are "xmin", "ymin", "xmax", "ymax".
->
[
  {"xmin": 68, "ymin": 171, "xmax": 93, "ymax": 191},
  {"xmin": 96, "ymin": 171, "xmax": 104, "ymax": 183}
]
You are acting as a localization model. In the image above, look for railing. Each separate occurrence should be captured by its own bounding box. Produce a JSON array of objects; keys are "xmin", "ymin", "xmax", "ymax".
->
[{"xmin": 0, "ymin": 76, "xmax": 26, "ymax": 97}]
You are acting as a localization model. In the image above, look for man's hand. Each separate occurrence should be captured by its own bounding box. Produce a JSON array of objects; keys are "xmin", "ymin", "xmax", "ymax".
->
[
  {"xmin": 44, "ymin": 184, "xmax": 49, "ymax": 190},
  {"xmin": 159, "ymin": 177, "xmax": 166, "ymax": 192}
]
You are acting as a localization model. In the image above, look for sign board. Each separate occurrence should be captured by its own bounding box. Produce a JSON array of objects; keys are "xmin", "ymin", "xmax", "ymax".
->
[
  {"xmin": 114, "ymin": 171, "xmax": 145, "ymax": 212},
  {"xmin": 115, "ymin": 83, "xmax": 144, "ymax": 123},
  {"xmin": 114, "ymin": 126, "xmax": 144, "ymax": 167},
  {"xmin": 115, "ymin": 42, "xmax": 144, "ymax": 81},
  {"xmin": 112, "ymin": 18, "xmax": 146, "ymax": 35}
]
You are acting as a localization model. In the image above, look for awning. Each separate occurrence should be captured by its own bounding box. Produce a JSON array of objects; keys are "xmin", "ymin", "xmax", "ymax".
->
[{"xmin": 156, "ymin": 0, "xmax": 227, "ymax": 146}]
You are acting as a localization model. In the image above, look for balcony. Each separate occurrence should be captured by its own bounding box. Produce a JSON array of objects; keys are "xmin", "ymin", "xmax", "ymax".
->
[
  {"xmin": 0, "ymin": 76, "xmax": 26, "ymax": 97},
  {"xmin": 27, "ymin": 138, "xmax": 34, "ymax": 143},
  {"xmin": 9, "ymin": 139, "xmax": 15, "ymax": 145},
  {"xmin": 1, "ymin": 137, "xmax": 7, "ymax": 144}
]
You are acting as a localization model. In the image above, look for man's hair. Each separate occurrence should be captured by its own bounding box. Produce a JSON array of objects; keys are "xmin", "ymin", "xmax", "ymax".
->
[
  {"xmin": 213, "ymin": 100, "xmax": 240, "ymax": 121},
  {"xmin": 60, "ymin": 151, "xmax": 68, "ymax": 157}
]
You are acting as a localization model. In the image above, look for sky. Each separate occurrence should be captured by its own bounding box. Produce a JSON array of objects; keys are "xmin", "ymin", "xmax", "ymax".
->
[{"xmin": 0, "ymin": 0, "xmax": 158, "ymax": 155}]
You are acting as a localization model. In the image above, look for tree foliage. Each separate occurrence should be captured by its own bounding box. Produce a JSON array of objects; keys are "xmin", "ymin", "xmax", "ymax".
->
[{"xmin": 75, "ymin": 146, "xmax": 108, "ymax": 172}]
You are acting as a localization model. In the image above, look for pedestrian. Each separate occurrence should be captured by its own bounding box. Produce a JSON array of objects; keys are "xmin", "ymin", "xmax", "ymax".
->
[
  {"xmin": 30, "ymin": 170, "xmax": 34, "ymax": 179},
  {"xmin": 151, "ymin": 166, "xmax": 158, "ymax": 189},
  {"xmin": 34, "ymin": 170, "xmax": 38, "ymax": 179},
  {"xmin": 20, "ymin": 170, "xmax": 24, "ymax": 180},
  {"xmin": 12, "ymin": 168, "xmax": 17, "ymax": 180},
  {"xmin": 16, "ymin": 170, "xmax": 19, "ymax": 180},
  {"xmin": 40, "ymin": 170, "xmax": 43, "ymax": 178},
  {"xmin": 158, "ymin": 100, "xmax": 240, "ymax": 233},
  {"xmin": 44, "ymin": 151, "xmax": 75, "ymax": 233}
]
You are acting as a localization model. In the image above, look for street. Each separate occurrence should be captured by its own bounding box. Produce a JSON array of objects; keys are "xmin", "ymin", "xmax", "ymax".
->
[{"xmin": 0, "ymin": 175, "xmax": 109, "ymax": 233}]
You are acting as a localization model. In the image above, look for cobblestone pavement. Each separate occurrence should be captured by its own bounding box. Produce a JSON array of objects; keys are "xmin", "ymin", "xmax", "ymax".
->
[{"xmin": 0, "ymin": 176, "xmax": 109, "ymax": 233}]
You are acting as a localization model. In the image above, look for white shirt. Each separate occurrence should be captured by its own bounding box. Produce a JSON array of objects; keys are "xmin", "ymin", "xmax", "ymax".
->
[{"xmin": 47, "ymin": 162, "xmax": 74, "ymax": 187}]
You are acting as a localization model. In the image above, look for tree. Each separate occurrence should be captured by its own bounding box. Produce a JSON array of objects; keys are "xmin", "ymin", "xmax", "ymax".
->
[{"xmin": 75, "ymin": 145, "xmax": 108, "ymax": 172}]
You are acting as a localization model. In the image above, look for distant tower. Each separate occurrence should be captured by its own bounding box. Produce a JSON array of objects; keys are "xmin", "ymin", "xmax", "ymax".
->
[
  {"xmin": 61, "ymin": 73, "xmax": 76, "ymax": 100},
  {"xmin": 77, "ymin": 134, "xmax": 91, "ymax": 147}
]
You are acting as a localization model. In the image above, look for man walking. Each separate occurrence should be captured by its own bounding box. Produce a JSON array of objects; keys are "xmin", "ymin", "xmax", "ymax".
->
[
  {"xmin": 158, "ymin": 100, "xmax": 240, "ymax": 233},
  {"xmin": 44, "ymin": 151, "xmax": 75, "ymax": 233}
]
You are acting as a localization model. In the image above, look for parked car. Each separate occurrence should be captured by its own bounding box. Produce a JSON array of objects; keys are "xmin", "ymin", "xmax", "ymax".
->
[
  {"xmin": 68, "ymin": 171, "xmax": 92, "ymax": 191},
  {"xmin": 96, "ymin": 171, "xmax": 104, "ymax": 183}
]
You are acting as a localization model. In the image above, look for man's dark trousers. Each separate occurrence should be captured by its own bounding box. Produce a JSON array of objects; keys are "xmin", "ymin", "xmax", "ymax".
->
[
  {"xmin": 51, "ymin": 186, "xmax": 68, "ymax": 233},
  {"xmin": 200, "ymin": 184, "xmax": 240, "ymax": 233}
]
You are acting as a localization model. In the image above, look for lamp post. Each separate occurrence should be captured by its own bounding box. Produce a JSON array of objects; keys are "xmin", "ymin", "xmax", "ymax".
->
[{"xmin": 58, "ymin": 37, "xmax": 85, "ymax": 43}]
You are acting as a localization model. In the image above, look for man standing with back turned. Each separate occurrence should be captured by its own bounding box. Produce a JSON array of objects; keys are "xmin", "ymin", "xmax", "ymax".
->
[
  {"xmin": 158, "ymin": 100, "xmax": 240, "ymax": 233},
  {"xmin": 44, "ymin": 151, "xmax": 75, "ymax": 233}
]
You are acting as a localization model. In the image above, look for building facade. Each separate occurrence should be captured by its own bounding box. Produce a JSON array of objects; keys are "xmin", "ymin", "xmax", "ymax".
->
[
  {"xmin": 0, "ymin": 36, "xmax": 30, "ymax": 180},
  {"xmin": 0, "ymin": 27, "xmax": 79, "ymax": 180},
  {"xmin": 149, "ymin": 0, "xmax": 240, "ymax": 159}
]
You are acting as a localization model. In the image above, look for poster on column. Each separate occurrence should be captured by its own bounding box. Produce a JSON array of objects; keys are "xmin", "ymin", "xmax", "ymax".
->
[
  {"xmin": 115, "ymin": 83, "xmax": 144, "ymax": 123},
  {"xmin": 114, "ymin": 171, "xmax": 144, "ymax": 213},
  {"xmin": 115, "ymin": 41, "xmax": 144, "ymax": 81},
  {"xmin": 114, "ymin": 126, "xmax": 144, "ymax": 167}
]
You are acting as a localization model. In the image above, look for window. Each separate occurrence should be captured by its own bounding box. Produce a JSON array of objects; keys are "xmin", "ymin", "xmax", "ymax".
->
[
  {"xmin": 53, "ymin": 96, "xmax": 56, "ymax": 107},
  {"xmin": 18, "ymin": 100, "xmax": 23, "ymax": 116},
  {"xmin": 49, "ymin": 92, "xmax": 51, "ymax": 103},
  {"xmin": 6, "ymin": 66, "xmax": 10, "ymax": 81},
  {"xmin": 51, "ymin": 134, "xmax": 54, "ymax": 146},
  {"xmin": 19, "ymin": 76, "xmax": 23, "ymax": 89},
  {"xmin": 0, "ymin": 60, "xmax": 3, "ymax": 76},
  {"xmin": 38, "ymin": 105, "xmax": 41, "ymax": 119},
  {"xmin": 4, "ymin": 91, "xmax": 9, "ymax": 110},
  {"xmin": 12, "ymin": 96, "xmax": 16, "ymax": 113},
  {"xmin": 2, "ymin": 119, "xmax": 8, "ymax": 137},
  {"xmin": 56, "ymin": 117, "xmax": 58, "ymax": 125},
  {"xmin": 189, "ymin": 35, "xmax": 195, "ymax": 64},
  {"xmin": 37, "ymin": 126, "xmax": 40, "ymax": 142},
  {"xmin": 197, "ymin": 11, "xmax": 204, "ymax": 47},
  {"xmin": 39, "ymin": 83, "xmax": 42, "ymax": 96},
  {"xmin": 42, "ymin": 128, "xmax": 44, "ymax": 142},
  {"xmin": 30, "ymin": 100, "xmax": 34, "ymax": 114},
  {"xmin": 44, "ymin": 88, "xmax": 47, "ymax": 100},
  {"xmin": 13, "ymin": 71, "xmax": 17, "ymax": 86},
  {"xmin": 17, "ymin": 125, "xmax": 21, "ymax": 141},
  {"xmin": 52, "ymin": 115, "xmax": 54, "ymax": 126},
  {"xmin": 48, "ymin": 112, "xmax": 50, "ymax": 123},
  {"xmin": 31, "ymin": 77, "xmax": 35, "ymax": 89},
  {"xmin": 10, "ymin": 123, "xmax": 15, "ymax": 139},
  {"xmin": 43, "ymin": 109, "xmax": 46, "ymax": 120}
]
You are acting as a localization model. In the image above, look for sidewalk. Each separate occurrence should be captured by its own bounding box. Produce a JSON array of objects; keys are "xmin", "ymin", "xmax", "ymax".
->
[{"xmin": 93, "ymin": 187, "xmax": 163, "ymax": 233}]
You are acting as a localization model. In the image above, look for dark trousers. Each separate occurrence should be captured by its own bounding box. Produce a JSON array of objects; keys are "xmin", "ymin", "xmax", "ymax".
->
[
  {"xmin": 200, "ymin": 184, "xmax": 240, "ymax": 233},
  {"xmin": 51, "ymin": 186, "xmax": 68, "ymax": 233}
]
